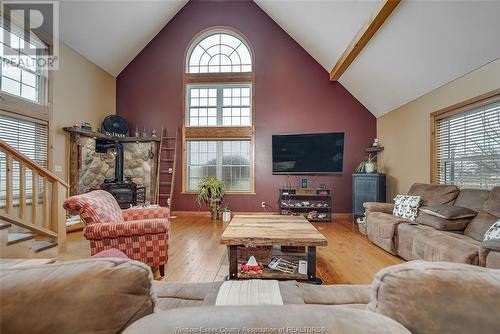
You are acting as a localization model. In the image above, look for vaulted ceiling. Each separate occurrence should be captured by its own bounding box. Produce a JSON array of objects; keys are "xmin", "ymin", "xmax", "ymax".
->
[{"xmin": 58, "ymin": 0, "xmax": 500, "ymax": 117}]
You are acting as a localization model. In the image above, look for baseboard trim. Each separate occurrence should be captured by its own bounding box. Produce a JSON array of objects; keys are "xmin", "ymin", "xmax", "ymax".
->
[{"xmin": 171, "ymin": 211, "xmax": 353, "ymax": 221}]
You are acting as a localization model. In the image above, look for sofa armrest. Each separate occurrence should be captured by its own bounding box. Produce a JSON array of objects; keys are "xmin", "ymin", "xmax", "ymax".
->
[
  {"xmin": 0, "ymin": 258, "xmax": 155, "ymax": 334},
  {"xmin": 122, "ymin": 207, "xmax": 170, "ymax": 221},
  {"xmin": 368, "ymin": 261, "xmax": 500, "ymax": 334},
  {"xmin": 363, "ymin": 202, "xmax": 394, "ymax": 216},
  {"xmin": 84, "ymin": 219, "xmax": 169, "ymax": 240}
]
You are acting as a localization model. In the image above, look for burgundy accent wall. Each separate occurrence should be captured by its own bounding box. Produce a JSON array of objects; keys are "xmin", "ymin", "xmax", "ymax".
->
[{"xmin": 116, "ymin": 0, "xmax": 376, "ymax": 213}]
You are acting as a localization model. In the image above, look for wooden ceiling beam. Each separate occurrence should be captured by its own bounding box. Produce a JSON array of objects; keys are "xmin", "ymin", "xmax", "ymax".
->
[{"xmin": 329, "ymin": 0, "xmax": 401, "ymax": 81}]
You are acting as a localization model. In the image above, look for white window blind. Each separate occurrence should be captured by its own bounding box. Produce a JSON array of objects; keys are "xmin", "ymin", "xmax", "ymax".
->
[
  {"xmin": 0, "ymin": 112, "xmax": 48, "ymax": 197},
  {"xmin": 436, "ymin": 100, "xmax": 500, "ymax": 189}
]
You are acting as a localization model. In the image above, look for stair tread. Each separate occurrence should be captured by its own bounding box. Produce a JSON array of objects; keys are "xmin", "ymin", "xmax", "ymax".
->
[
  {"xmin": 161, "ymin": 147, "xmax": 176, "ymax": 150},
  {"xmin": 7, "ymin": 232, "xmax": 36, "ymax": 245},
  {"xmin": 33, "ymin": 240, "xmax": 57, "ymax": 253},
  {"xmin": 0, "ymin": 222, "xmax": 12, "ymax": 230}
]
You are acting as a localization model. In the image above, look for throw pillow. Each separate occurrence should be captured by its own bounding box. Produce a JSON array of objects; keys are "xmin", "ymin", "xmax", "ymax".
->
[
  {"xmin": 419, "ymin": 205, "xmax": 477, "ymax": 219},
  {"xmin": 483, "ymin": 220, "xmax": 500, "ymax": 251},
  {"xmin": 393, "ymin": 195, "xmax": 421, "ymax": 221}
]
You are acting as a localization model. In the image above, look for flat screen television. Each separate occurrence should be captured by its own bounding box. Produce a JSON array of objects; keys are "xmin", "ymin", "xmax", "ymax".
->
[{"xmin": 272, "ymin": 132, "xmax": 344, "ymax": 174}]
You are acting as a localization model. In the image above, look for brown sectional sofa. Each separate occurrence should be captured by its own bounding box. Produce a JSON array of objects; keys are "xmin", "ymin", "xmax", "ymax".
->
[
  {"xmin": 364, "ymin": 183, "xmax": 500, "ymax": 267},
  {"xmin": 2, "ymin": 258, "xmax": 500, "ymax": 334}
]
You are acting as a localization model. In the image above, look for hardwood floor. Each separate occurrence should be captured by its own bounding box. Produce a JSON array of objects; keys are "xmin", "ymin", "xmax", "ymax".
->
[{"xmin": 39, "ymin": 213, "xmax": 403, "ymax": 285}]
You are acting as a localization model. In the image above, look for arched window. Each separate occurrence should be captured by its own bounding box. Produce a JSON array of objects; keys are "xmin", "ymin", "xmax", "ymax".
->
[
  {"xmin": 186, "ymin": 31, "xmax": 252, "ymax": 73},
  {"xmin": 183, "ymin": 28, "xmax": 254, "ymax": 193}
]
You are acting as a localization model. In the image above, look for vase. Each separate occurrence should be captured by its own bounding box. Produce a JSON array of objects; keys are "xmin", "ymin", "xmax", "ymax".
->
[
  {"xmin": 222, "ymin": 210, "xmax": 232, "ymax": 222},
  {"xmin": 365, "ymin": 162, "xmax": 376, "ymax": 173}
]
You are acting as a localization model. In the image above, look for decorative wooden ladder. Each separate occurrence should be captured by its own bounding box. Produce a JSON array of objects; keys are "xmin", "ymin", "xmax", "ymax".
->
[
  {"xmin": 0, "ymin": 139, "xmax": 68, "ymax": 256},
  {"xmin": 156, "ymin": 128, "xmax": 179, "ymax": 208}
]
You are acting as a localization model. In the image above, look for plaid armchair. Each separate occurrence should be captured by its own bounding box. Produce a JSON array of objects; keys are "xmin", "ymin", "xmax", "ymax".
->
[{"xmin": 63, "ymin": 190, "xmax": 170, "ymax": 275}]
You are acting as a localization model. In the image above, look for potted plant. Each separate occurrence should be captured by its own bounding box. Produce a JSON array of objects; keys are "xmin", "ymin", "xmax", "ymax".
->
[
  {"xmin": 197, "ymin": 176, "xmax": 225, "ymax": 220},
  {"xmin": 356, "ymin": 154, "xmax": 377, "ymax": 173}
]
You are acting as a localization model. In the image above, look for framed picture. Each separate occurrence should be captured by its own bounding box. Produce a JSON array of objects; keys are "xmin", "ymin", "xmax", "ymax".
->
[{"xmin": 300, "ymin": 178, "xmax": 308, "ymax": 189}]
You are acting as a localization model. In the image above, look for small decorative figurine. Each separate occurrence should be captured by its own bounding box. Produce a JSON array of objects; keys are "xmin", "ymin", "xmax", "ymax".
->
[
  {"xmin": 135, "ymin": 126, "xmax": 139, "ymax": 137},
  {"xmin": 372, "ymin": 138, "xmax": 379, "ymax": 147},
  {"xmin": 142, "ymin": 127, "xmax": 147, "ymax": 137},
  {"xmin": 152, "ymin": 129, "xmax": 157, "ymax": 137}
]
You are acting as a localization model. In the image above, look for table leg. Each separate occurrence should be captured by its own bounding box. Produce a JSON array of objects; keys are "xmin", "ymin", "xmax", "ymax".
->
[
  {"xmin": 227, "ymin": 245, "xmax": 238, "ymax": 280},
  {"xmin": 307, "ymin": 246, "xmax": 322, "ymax": 285}
]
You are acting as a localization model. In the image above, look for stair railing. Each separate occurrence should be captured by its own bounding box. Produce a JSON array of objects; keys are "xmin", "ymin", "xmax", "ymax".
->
[{"xmin": 0, "ymin": 139, "xmax": 68, "ymax": 253}]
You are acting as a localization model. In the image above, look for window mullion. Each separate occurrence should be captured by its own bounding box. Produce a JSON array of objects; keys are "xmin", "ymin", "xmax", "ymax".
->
[
  {"xmin": 216, "ymin": 141, "xmax": 223, "ymax": 181},
  {"xmin": 217, "ymin": 86, "xmax": 223, "ymax": 126}
]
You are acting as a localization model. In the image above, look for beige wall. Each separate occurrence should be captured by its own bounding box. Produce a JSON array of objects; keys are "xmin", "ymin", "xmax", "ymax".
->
[
  {"xmin": 51, "ymin": 43, "xmax": 116, "ymax": 181},
  {"xmin": 377, "ymin": 58, "xmax": 500, "ymax": 200}
]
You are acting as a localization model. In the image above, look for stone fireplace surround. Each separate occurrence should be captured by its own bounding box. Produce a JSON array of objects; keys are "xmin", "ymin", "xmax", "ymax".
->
[{"xmin": 64, "ymin": 127, "xmax": 159, "ymax": 204}]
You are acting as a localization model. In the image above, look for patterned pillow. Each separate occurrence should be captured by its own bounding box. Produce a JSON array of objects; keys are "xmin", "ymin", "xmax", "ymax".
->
[
  {"xmin": 483, "ymin": 220, "xmax": 500, "ymax": 251},
  {"xmin": 393, "ymin": 195, "xmax": 421, "ymax": 221}
]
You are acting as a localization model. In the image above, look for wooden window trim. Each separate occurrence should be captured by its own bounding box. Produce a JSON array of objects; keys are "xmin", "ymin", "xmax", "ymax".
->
[
  {"xmin": 182, "ymin": 27, "xmax": 256, "ymax": 194},
  {"xmin": 430, "ymin": 88, "xmax": 500, "ymax": 183},
  {"xmin": 0, "ymin": 19, "xmax": 54, "ymax": 169}
]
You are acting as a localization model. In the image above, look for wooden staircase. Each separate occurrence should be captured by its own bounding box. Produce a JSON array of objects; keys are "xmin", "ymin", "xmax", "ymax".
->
[
  {"xmin": 0, "ymin": 139, "xmax": 68, "ymax": 258},
  {"xmin": 156, "ymin": 128, "xmax": 179, "ymax": 207}
]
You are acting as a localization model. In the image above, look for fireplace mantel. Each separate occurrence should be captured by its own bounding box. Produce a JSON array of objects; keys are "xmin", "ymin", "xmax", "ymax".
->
[{"xmin": 63, "ymin": 127, "xmax": 160, "ymax": 143}]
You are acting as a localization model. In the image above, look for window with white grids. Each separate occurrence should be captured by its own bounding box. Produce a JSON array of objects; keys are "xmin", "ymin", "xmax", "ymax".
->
[
  {"xmin": 184, "ymin": 28, "xmax": 254, "ymax": 193},
  {"xmin": 187, "ymin": 84, "xmax": 252, "ymax": 127},
  {"xmin": 0, "ymin": 112, "xmax": 48, "ymax": 198},
  {"xmin": 186, "ymin": 140, "xmax": 251, "ymax": 192},
  {"xmin": 435, "ymin": 100, "xmax": 500, "ymax": 189},
  {"xmin": 187, "ymin": 32, "xmax": 252, "ymax": 73},
  {"xmin": 0, "ymin": 25, "xmax": 46, "ymax": 104}
]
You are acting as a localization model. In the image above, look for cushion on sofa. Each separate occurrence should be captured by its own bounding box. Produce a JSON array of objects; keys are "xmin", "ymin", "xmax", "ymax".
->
[
  {"xmin": 411, "ymin": 229, "xmax": 480, "ymax": 265},
  {"xmin": 367, "ymin": 212, "xmax": 410, "ymax": 254},
  {"xmin": 482, "ymin": 248, "xmax": 500, "ymax": 269},
  {"xmin": 408, "ymin": 183, "xmax": 459, "ymax": 206},
  {"xmin": 395, "ymin": 223, "xmax": 434, "ymax": 261},
  {"xmin": 0, "ymin": 258, "xmax": 156, "ymax": 334},
  {"xmin": 454, "ymin": 188, "xmax": 491, "ymax": 211},
  {"xmin": 298, "ymin": 283, "xmax": 371, "ymax": 305},
  {"xmin": 483, "ymin": 220, "xmax": 500, "ymax": 251},
  {"xmin": 393, "ymin": 195, "xmax": 420, "ymax": 221},
  {"xmin": 123, "ymin": 305, "xmax": 411, "ymax": 334},
  {"xmin": 419, "ymin": 205, "xmax": 477, "ymax": 219},
  {"xmin": 368, "ymin": 261, "xmax": 500, "ymax": 334},
  {"xmin": 415, "ymin": 212, "xmax": 472, "ymax": 231},
  {"xmin": 482, "ymin": 186, "xmax": 500, "ymax": 217},
  {"xmin": 464, "ymin": 210, "xmax": 499, "ymax": 242}
]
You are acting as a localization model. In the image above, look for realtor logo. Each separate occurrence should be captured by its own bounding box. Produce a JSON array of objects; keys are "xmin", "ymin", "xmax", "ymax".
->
[{"xmin": 1, "ymin": 1, "xmax": 59, "ymax": 69}]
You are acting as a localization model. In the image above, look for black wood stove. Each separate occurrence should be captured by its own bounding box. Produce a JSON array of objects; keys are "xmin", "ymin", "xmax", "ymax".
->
[{"xmin": 96, "ymin": 140, "xmax": 137, "ymax": 209}]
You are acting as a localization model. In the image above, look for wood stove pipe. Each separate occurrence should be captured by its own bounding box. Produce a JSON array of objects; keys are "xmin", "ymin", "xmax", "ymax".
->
[{"xmin": 95, "ymin": 140, "xmax": 124, "ymax": 182}]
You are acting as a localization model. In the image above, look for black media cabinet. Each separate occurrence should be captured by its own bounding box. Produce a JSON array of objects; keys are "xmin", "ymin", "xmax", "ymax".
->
[{"xmin": 278, "ymin": 188, "xmax": 333, "ymax": 223}]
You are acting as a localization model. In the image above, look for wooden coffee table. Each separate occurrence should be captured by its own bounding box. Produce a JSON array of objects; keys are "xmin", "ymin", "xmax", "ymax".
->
[{"xmin": 220, "ymin": 215, "xmax": 328, "ymax": 284}]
